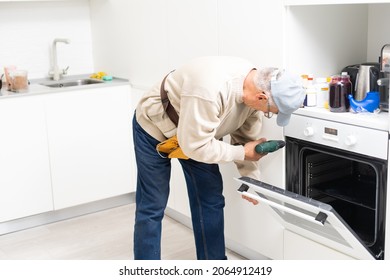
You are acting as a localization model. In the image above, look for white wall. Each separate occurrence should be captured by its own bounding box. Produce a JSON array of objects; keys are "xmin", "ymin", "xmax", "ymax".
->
[
  {"xmin": 2, "ymin": 1, "xmax": 388, "ymax": 85},
  {"xmin": 285, "ymin": 3, "xmax": 390, "ymax": 77},
  {"xmin": 285, "ymin": 4, "xmax": 369, "ymax": 77},
  {"xmin": 89, "ymin": 0, "xmax": 285, "ymax": 89},
  {"xmin": 0, "ymin": 1, "xmax": 94, "ymax": 79}
]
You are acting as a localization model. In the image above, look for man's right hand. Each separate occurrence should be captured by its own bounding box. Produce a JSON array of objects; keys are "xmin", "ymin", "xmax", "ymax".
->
[{"xmin": 244, "ymin": 138, "xmax": 267, "ymax": 161}]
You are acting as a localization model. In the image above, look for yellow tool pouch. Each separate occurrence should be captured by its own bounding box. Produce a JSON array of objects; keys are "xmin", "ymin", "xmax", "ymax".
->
[
  {"xmin": 157, "ymin": 71, "xmax": 189, "ymax": 160},
  {"xmin": 156, "ymin": 135, "xmax": 189, "ymax": 160}
]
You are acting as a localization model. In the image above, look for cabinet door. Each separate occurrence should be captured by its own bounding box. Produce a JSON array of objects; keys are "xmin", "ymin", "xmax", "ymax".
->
[
  {"xmin": 45, "ymin": 85, "xmax": 133, "ymax": 209},
  {"xmin": 222, "ymin": 117, "xmax": 285, "ymax": 260},
  {"xmin": 0, "ymin": 96, "xmax": 53, "ymax": 222},
  {"xmin": 222, "ymin": 164, "xmax": 284, "ymax": 259},
  {"xmin": 128, "ymin": 87, "xmax": 147, "ymax": 193},
  {"xmin": 284, "ymin": 230, "xmax": 355, "ymax": 260}
]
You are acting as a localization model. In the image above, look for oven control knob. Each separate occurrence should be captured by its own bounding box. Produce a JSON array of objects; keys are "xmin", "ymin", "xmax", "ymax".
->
[
  {"xmin": 303, "ymin": 127, "xmax": 314, "ymax": 137},
  {"xmin": 345, "ymin": 135, "xmax": 357, "ymax": 146}
]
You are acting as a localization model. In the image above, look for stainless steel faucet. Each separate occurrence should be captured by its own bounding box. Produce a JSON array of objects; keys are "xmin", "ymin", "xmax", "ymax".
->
[{"xmin": 49, "ymin": 38, "xmax": 70, "ymax": 81}]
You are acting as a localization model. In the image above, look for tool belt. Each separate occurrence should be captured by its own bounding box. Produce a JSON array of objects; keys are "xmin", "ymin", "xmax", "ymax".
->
[{"xmin": 156, "ymin": 71, "xmax": 189, "ymax": 160}]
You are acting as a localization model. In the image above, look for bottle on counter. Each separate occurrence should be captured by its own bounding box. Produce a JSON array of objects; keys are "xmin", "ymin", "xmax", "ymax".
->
[
  {"xmin": 329, "ymin": 72, "xmax": 352, "ymax": 112},
  {"xmin": 301, "ymin": 74, "xmax": 309, "ymax": 89},
  {"xmin": 315, "ymin": 77, "xmax": 330, "ymax": 108},
  {"xmin": 305, "ymin": 74, "xmax": 317, "ymax": 107}
]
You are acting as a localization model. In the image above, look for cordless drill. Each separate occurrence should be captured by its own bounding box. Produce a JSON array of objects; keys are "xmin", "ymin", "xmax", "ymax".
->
[
  {"xmin": 255, "ymin": 140, "xmax": 286, "ymax": 154},
  {"xmin": 238, "ymin": 140, "xmax": 285, "ymax": 203}
]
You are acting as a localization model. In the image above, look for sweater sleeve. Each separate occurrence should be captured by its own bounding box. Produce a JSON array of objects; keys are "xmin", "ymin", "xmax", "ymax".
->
[
  {"xmin": 230, "ymin": 110, "xmax": 263, "ymax": 179},
  {"xmin": 177, "ymin": 94, "xmax": 245, "ymax": 163}
]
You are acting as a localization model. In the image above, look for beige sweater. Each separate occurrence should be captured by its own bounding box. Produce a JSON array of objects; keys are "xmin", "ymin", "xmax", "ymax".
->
[{"xmin": 136, "ymin": 56, "xmax": 263, "ymax": 179}]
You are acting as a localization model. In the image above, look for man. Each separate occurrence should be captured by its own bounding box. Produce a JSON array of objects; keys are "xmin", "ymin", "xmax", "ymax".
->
[{"xmin": 132, "ymin": 56, "xmax": 305, "ymax": 260}]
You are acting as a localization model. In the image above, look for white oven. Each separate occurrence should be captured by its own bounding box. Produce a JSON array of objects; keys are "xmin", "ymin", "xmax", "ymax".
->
[{"xmin": 237, "ymin": 107, "xmax": 389, "ymax": 260}]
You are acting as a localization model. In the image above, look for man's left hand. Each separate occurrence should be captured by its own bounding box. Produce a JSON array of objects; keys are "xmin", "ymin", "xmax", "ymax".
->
[{"xmin": 241, "ymin": 194, "xmax": 259, "ymax": 205}]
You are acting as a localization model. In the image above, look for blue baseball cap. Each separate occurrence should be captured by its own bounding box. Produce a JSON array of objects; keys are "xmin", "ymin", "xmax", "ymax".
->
[{"xmin": 271, "ymin": 70, "xmax": 305, "ymax": 126}]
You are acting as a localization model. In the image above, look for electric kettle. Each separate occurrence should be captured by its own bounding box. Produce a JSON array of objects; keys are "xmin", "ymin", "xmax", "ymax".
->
[
  {"xmin": 355, "ymin": 63, "xmax": 380, "ymax": 101},
  {"xmin": 341, "ymin": 62, "xmax": 380, "ymax": 100}
]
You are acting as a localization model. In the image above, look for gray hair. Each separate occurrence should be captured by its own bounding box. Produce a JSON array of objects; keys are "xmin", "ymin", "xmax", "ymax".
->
[{"xmin": 253, "ymin": 67, "xmax": 284, "ymax": 107}]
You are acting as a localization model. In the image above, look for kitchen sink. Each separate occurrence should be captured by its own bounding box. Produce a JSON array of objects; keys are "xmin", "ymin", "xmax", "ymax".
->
[{"xmin": 40, "ymin": 78, "xmax": 104, "ymax": 88}]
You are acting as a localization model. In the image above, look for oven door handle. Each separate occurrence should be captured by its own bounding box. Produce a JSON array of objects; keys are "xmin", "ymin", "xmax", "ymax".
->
[{"xmin": 238, "ymin": 190, "xmax": 326, "ymax": 226}]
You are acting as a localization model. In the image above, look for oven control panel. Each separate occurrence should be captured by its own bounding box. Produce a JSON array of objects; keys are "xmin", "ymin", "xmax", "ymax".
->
[{"xmin": 284, "ymin": 114, "xmax": 388, "ymax": 160}]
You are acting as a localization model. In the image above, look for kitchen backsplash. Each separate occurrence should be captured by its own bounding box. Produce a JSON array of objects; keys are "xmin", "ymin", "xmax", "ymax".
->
[{"xmin": 0, "ymin": 1, "xmax": 94, "ymax": 80}]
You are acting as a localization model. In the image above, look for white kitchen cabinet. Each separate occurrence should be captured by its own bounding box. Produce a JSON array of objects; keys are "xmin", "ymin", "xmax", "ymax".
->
[
  {"xmin": 284, "ymin": 230, "xmax": 355, "ymax": 260},
  {"xmin": 128, "ymin": 87, "xmax": 148, "ymax": 194},
  {"xmin": 222, "ymin": 167, "xmax": 284, "ymax": 259},
  {"xmin": 222, "ymin": 116, "xmax": 285, "ymax": 260},
  {"xmin": 45, "ymin": 85, "xmax": 133, "ymax": 210},
  {"xmin": 0, "ymin": 96, "xmax": 53, "ymax": 223}
]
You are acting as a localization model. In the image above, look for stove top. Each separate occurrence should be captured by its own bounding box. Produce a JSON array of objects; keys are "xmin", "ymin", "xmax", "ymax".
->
[{"xmin": 292, "ymin": 107, "xmax": 389, "ymax": 132}]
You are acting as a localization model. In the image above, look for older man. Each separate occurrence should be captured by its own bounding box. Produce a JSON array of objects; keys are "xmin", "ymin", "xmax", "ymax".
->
[{"xmin": 132, "ymin": 56, "xmax": 305, "ymax": 260}]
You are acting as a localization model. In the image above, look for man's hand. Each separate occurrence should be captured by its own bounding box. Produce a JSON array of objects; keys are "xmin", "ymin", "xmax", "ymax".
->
[
  {"xmin": 241, "ymin": 194, "xmax": 259, "ymax": 205},
  {"xmin": 244, "ymin": 138, "xmax": 267, "ymax": 161}
]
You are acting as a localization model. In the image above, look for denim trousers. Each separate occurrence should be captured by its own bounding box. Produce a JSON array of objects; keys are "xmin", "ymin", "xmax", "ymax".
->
[{"xmin": 132, "ymin": 114, "xmax": 227, "ymax": 260}]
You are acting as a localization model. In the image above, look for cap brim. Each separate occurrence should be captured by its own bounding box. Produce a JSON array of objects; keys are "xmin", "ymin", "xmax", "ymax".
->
[{"xmin": 276, "ymin": 112, "xmax": 291, "ymax": 127}]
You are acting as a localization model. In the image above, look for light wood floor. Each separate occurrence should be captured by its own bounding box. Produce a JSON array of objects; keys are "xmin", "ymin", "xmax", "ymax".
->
[{"xmin": 0, "ymin": 203, "xmax": 245, "ymax": 260}]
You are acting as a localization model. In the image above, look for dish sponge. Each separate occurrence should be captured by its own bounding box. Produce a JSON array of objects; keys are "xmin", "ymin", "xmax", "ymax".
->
[
  {"xmin": 102, "ymin": 75, "xmax": 113, "ymax": 81},
  {"xmin": 90, "ymin": 72, "xmax": 107, "ymax": 80}
]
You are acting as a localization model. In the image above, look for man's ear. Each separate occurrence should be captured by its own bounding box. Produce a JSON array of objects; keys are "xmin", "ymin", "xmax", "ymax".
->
[{"xmin": 256, "ymin": 92, "xmax": 268, "ymax": 101}]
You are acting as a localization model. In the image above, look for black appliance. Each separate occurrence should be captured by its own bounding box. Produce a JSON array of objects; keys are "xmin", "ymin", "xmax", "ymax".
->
[
  {"xmin": 285, "ymin": 137, "xmax": 387, "ymax": 259},
  {"xmin": 341, "ymin": 62, "xmax": 380, "ymax": 100}
]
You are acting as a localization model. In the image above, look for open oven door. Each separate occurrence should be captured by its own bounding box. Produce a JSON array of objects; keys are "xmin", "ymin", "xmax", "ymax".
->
[{"xmin": 235, "ymin": 176, "xmax": 375, "ymax": 260}]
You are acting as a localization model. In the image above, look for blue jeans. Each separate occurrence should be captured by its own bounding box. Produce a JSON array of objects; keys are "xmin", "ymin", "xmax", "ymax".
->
[{"xmin": 132, "ymin": 114, "xmax": 227, "ymax": 260}]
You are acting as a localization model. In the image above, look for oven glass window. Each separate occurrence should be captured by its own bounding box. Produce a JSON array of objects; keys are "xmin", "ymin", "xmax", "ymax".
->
[{"xmin": 303, "ymin": 150, "xmax": 377, "ymax": 246}]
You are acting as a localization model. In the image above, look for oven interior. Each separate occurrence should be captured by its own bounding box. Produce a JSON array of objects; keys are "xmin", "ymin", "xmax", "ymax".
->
[{"xmin": 286, "ymin": 137, "xmax": 387, "ymax": 259}]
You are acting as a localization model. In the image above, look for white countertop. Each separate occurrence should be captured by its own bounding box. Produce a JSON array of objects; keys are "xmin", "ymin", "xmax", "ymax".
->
[
  {"xmin": 293, "ymin": 106, "xmax": 389, "ymax": 132},
  {"xmin": 0, "ymin": 74, "xmax": 130, "ymax": 99}
]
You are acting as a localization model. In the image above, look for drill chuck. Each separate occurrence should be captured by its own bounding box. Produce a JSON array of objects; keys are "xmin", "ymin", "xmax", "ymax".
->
[{"xmin": 255, "ymin": 140, "xmax": 286, "ymax": 154}]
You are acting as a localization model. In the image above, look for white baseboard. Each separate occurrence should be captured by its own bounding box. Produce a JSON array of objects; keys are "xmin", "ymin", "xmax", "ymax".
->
[{"xmin": 0, "ymin": 193, "xmax": 135, "ymax": 236}]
